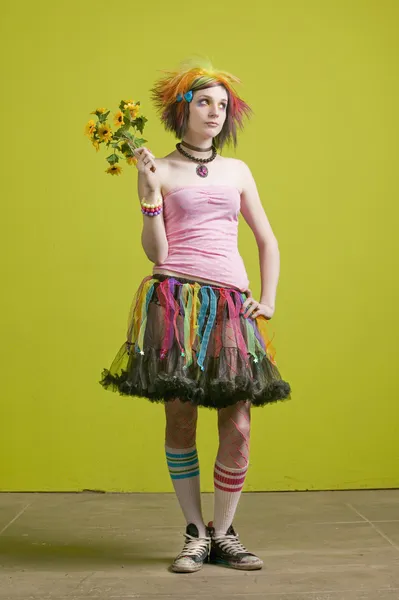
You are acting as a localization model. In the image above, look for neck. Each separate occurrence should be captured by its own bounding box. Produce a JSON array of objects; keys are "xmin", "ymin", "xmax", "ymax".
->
[{"xmin": 181, "ymin": 133, "xmax": 214, "ymax": 158}]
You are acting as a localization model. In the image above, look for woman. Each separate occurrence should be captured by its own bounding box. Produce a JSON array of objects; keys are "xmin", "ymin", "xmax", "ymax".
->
[{"xmin": 100, "ymin": 59, "xmax": 291, "ymax": 573}]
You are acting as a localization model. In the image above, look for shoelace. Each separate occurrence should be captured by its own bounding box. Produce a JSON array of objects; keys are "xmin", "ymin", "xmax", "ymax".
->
[
  {"xmin": 213, "ymin": 533, "xmax": 249, "ymax": 556},
  {"xmin": 177, "ymin": 533, "xmax": 211, "ymax": 559}
]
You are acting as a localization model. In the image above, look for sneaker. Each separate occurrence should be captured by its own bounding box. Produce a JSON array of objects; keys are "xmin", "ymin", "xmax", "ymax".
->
[
  {"xmin": 207, "ymin": 521, "xmax": 263, "ymax": 570},
  {"xmin": 171, "ymin": 523, "xmax": 211, "ymax": 573}
]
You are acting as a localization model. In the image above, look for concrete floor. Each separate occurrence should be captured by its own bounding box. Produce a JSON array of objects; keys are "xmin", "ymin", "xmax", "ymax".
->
[{"xmin": 0, "ymin": 490, "xmax": 398, "ymax": 599}]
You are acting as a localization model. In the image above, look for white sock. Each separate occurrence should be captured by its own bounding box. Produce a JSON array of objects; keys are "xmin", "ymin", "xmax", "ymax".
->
[
  {"xmin": 213, "ymin": 459, "xmax": 248, "ymax": 537},
  {"xmin": 165, "ymin": 445, "xmax": 207, "ymax": 538}
]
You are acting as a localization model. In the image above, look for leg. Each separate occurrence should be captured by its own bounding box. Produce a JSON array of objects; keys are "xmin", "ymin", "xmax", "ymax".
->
[
  {"xmin": 209, "ymin": 400, "xmax": 263, "ymax": 570},
  {"xmin": 164, "ymin": 398, "xmax": 207, "ymax": 537},
  {"xmin": 213, "ymin": 400, "xmax": 251, "ymax": 536},
  {"xmin": 165, "ymin": 397, "xmax": 198, "ymax": 449}
]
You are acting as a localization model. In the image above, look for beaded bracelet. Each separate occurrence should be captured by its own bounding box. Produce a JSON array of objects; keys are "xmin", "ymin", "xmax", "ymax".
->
[{"xmin": 140, "ymin": 197, "xmax": 163, "ymax": 217}]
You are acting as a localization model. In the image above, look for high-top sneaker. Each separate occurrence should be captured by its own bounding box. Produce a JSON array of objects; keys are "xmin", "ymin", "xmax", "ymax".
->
[
  {"xmin": 171, "ymin": 523, "xmax": 211, "ymax": 573},
  {"xmin": 207, "ymin": 521, "xmax": 263, "ymax": 570}
]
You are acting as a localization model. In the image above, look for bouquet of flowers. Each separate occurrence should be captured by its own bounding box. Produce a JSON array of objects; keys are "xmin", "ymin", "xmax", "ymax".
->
[{"xmin": 84, "ymin": 99, "xmax": 154, "ymax": 176}]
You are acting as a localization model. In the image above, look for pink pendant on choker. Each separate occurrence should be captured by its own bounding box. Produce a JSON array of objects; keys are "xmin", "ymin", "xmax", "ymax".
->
[{"xmin": 196, "ymin": 164, "xmax": 208, "ymax": 178}]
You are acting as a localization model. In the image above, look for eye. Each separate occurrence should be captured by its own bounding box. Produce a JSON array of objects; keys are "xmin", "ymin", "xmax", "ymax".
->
[{"xmin": 198, "ymin": 99, "xmax": 227, "ymax": 110}]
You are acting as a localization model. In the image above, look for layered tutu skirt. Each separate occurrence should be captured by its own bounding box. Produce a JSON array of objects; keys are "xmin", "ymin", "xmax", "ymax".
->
[{"xmin": 99, "ymin": 274, "xmax": 291, "ymax": 409}]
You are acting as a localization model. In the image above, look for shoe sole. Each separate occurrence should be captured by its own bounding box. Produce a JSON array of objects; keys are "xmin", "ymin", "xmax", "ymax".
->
[
  {"xmin": 171, "ymin": 563, "xmax": 204, "ymax": 573},
  {"xmin": 208, "ymin": 557, "xmax": 263, "ymax": 570}
]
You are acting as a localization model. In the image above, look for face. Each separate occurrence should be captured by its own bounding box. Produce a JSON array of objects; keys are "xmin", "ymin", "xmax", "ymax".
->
[{"xmin": 187, "ymin": 85, "xmax": 228, "ymax": 139}]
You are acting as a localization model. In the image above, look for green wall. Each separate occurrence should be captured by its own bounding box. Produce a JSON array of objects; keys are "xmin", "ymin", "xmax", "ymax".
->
[{"xmin": 1, "ymin": 1, "xmax": 398, "ymax": 491}]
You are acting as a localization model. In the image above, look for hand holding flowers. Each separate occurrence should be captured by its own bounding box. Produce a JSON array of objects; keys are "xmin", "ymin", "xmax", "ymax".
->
[{"xmin": 84, "ymin": 99, "xmax": 154, "ymax": 176}]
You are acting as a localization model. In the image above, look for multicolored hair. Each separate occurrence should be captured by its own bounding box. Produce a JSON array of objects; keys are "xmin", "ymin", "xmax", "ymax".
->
[{"xmin": 150, "ymin": 57, "xmax": 252, "ymax": 150}]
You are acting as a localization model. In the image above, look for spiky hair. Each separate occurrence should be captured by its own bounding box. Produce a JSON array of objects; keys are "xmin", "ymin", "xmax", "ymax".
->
[{"xmin": 150, "ymin": 57, "xmax": 252, "ymax": 150}]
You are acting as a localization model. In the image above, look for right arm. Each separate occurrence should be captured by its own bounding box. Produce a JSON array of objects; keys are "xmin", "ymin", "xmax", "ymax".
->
[{"xmin": 135, "ymin": 148, "xmax": 169, "ymax": 265}]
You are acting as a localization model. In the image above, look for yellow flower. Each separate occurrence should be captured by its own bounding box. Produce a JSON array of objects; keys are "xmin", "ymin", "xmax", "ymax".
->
[
  {"xmin": 90, "ymin": 107, "xmax": 108, "ymax": 115},
  {"xmin": 84, "ymin": 119, "xmax": 97, "ymax": 137},
  {"xmin": 129, "ymin": 105, "xmax": 140, "ymax": 119},
  {"xmin": 122, "ymin": 99, "xmax": 133, "ymax": 107},
  {"xmin": 126, "ymin": 155, "xmax": 138, "ymax": 166},
  {"xmin": 97, "ymin": 123, "xmax": 113, "ymax": 142},
  {"xmin": 123, "ymin": 101, "xmax": 140, "ymax": 119},
  {"xmin": 106, "ymin": 164, "xmax": 122, "ymax": 176},
  {"xmin": 114, "ymin": 110, "xmax": 124, "ymax": 128},
  {"xmin": 92, "ymin": 139, "xmax": 100, "ymax": 152}
]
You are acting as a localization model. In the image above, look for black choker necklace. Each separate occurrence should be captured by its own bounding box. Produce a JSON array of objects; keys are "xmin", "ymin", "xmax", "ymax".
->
[
  {"xmin": 181, "ymin": 140, "xmax": 213, "ymax": 153},
  {"xmin": 176, "ymin": 142, "xmax": 217, "ymax": 178}
]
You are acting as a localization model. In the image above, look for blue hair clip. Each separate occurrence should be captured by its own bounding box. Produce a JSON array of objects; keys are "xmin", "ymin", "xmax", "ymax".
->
[
  {"xmin": 176, "ymin": 90, "xmax": 193, "ymax": 103},
  {"xmin": 184, "ymin": 90, "xmax": 193, "ymax": 102}
]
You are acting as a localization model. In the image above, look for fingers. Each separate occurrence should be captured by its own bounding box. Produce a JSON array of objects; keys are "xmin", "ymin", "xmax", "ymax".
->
[
  {"xmin": 241, "ymin": 289, "xmax": 252, "ymax": 313},
  {"xmin": 241, "ymin": 298, "xmax": 259, "ymax": 318},
  {"xmin": 133, "ymin": 147, "xmax": 156, "ymax": 171},
  {"xmin": 241, "ymin": 296, "xmax": 255, "ymax": 312},
  {"xmin": 134, "ymin": 147, "xmax": 155, "ymax": 160},
  {"xmin": 142, "ymin": 156, "xmax": 155, "ymax": 170}
]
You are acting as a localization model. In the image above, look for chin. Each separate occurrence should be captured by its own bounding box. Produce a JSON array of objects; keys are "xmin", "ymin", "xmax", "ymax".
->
[{"xmin": 197, "ymin": 131, "xmax": 216, "ymax": 139}]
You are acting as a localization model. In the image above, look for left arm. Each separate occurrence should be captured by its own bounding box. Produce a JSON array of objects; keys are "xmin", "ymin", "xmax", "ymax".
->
[{"xmin": 238, "ymin": 160, "xmax": 280, "ymax": 312}]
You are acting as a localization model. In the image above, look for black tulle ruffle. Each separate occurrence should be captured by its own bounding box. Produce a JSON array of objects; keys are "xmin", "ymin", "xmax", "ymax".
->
[{"xmin": 100, "ymin": 347, "xmax": 291, "ymax": 410}]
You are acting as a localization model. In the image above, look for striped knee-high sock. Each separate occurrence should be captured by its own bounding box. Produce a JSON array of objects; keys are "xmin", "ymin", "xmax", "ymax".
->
[
  {"xmin": 213, "ymin": 459, "xmax": 249, "ymax": 537},
  {"xmin": 165, "ymin": 445, "xmax": 207, "ymax": 538}
]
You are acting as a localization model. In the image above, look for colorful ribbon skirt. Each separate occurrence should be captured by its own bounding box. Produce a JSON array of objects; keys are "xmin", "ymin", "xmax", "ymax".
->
[{"xmin": 99, "ymin": 274, "xmax": 291, "ymax": 409}]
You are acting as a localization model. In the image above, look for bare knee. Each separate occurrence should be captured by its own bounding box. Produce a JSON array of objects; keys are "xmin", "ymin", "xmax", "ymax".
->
[
  {"xmin": 217, "ymin": 401, "xmax": 251, "ymax": 468},
  {"xmin": 218, "ymin": 401, "xmax": 251, "ymax": 440},
  {"xmin": 165, "ymin": 398, "xmax": 198, "ymax": 448}
]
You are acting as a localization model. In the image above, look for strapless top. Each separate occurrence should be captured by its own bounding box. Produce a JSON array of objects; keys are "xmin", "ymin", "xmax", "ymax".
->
[{"xmin": 152, "ymin": 185, "xmax": 250, "ymax": 292}]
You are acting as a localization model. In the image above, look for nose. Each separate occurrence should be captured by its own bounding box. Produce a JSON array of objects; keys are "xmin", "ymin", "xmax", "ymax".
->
[{"xmin": 209, "ymin": 103, "xmax": 219, "ymax": 118}]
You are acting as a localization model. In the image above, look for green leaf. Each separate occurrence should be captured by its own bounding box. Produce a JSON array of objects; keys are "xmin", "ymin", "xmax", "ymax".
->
[
  {"xmin": 132, "ymin": 116, "xmax": 147, "ymax": 134},
  {"xmin": 120, "ymin": 142, "xmax": 130, "ymax": 154},
  {"xmin": 98, "ymin": 110, "xmax": 110, "ymax": 123},
  {"xmin": 114, "ymin": 126, "xmax": 130, "ymax": 139},
  {"xmin": 106, "ymin": 153, "xmax": 119, "ymax": 165}
]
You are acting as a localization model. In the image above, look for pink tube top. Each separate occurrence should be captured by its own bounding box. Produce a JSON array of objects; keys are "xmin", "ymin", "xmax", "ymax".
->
[{"xmin": 152, "ymin": 185, "xmax": 250, "ymax": 292}]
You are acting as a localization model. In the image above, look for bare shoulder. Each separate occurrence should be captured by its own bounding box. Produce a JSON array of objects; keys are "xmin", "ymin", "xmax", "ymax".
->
[
  {"xmin": 219, "ymin": 156, "xmax": 250, "ymax": 188},
  {"xmin": 228, "ymin": 157, "xmax": 250, "ymax": 174},
  {"xmin": 156, "ymin": 149, "xmax": 177, "ymax": 163},
  {"xmin": 153, "ymin": 155, "xmax": 172, "ymax": 167},
  {"xmin": 153, "ymin": 151, "xmax": 178, "ymax": 171},
  {"xmin": 234, "ymin": 158, "xmax": 255, "ymax": 186},
  {"xmin": 219, "ymin": 156, "xmax": 249, "ymax": 169}
]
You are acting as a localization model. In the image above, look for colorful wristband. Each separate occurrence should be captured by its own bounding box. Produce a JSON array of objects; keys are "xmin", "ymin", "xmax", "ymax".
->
[{"xmin": 140, "ymin": 197, "xmax": 163, "ymax": 217}]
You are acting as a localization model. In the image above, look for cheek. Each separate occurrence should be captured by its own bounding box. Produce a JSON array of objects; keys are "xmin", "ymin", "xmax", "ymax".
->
[
  {"xmin": 188, "ymin": 106, "xmax": 201, "ymax": 123},
  {"xmin": 220, "ymin": 110, "xmax": 227, "ymax": 125}
]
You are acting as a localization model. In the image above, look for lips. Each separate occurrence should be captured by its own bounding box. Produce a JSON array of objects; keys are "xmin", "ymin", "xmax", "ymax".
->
[{"xmin": 206, "ymin": 122, "xmax": 219, "ymax": 126}]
